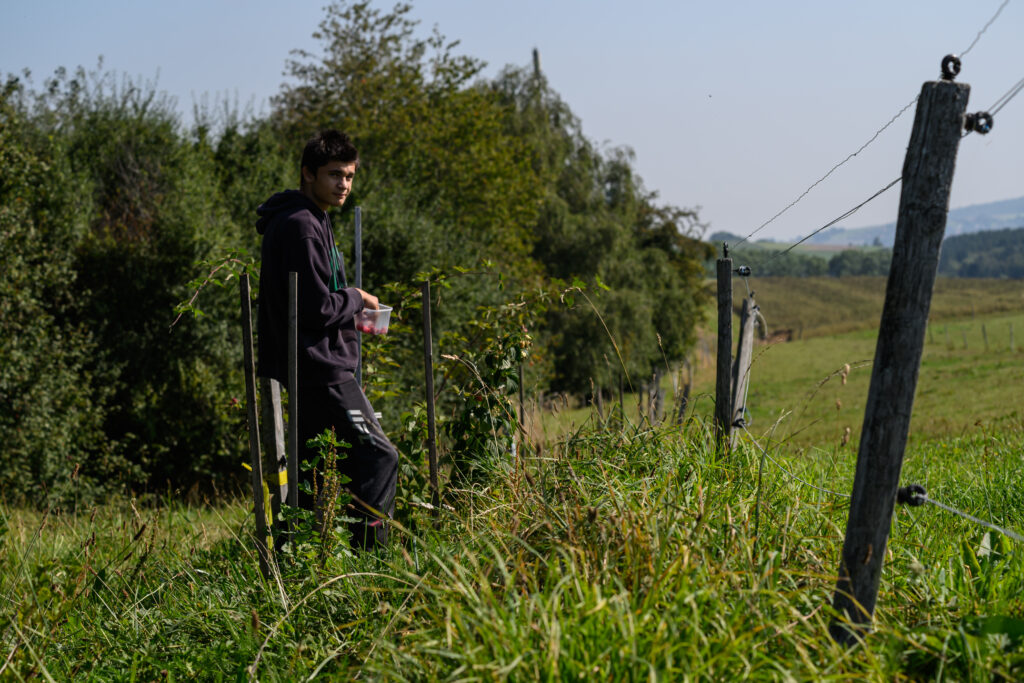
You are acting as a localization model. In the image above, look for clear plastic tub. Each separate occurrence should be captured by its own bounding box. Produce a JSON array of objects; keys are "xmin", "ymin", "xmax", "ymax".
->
[{"xmin": 356, "ymin": 304, "xmax": 392, "ymax": 335}]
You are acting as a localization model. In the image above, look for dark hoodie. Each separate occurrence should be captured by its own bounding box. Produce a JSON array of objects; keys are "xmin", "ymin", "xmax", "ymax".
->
[{"xmin": 256, "ymin": 190, "xmax": 363, "ymax": 387}]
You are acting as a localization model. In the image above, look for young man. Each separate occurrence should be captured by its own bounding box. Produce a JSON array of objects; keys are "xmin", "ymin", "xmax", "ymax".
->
[{"xmin": 256, "ymin": 130, "xmax": 398, "ymax": 549}]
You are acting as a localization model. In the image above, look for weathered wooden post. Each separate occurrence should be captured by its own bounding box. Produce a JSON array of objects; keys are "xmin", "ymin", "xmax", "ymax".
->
[
  {"xmin": 982, "ymin": 323, "xmax": 988, "ymax": 351},
  {"xmin": 730, "ymin": 293, "xmax": 757, "ymax": 448},
  {"xmin": 287, "ymin": 272, "xmax": 299, "ymax": 509},
  {"xmin": 715, "ymin": 245, "xmax": 733, "ymax": 452},
  {"xmin": 240, "ymin": 273, "xmax": 272, "ymax": 578},
  {"xmin": 259, "ymin": 377, "xmax": 287, "ymax": 542},
  {"xmin": 830, "ymin": 70, "xmax": 969, "ymax": 644},
  {"xmin": 422, "ymin": 281, "xmax": 440, "ymax": 517}
]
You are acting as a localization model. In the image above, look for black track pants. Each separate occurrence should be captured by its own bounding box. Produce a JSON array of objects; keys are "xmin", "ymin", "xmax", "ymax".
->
[{"xmin": 297, "ymin": 374, "xmax": 398, "ymax": 548}]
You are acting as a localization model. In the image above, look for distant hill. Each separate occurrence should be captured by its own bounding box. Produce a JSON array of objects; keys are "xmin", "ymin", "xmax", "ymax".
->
[{"xmin": 806, "ymin": 195, "xmax": 1024, "ymax": 246}]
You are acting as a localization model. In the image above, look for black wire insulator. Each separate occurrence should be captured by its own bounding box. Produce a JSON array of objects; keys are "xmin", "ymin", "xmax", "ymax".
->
[
  {"xmin": 965, "ymin": 111, "xmax": 994, "ymax": 134},
  {"xmin": 941, "ymin": 54, "xmax": 962, "ymax": 81},
  {"xmin": 897, "ymin": 484, "xmax": 927, "ymax": 506},
  {"xmin": 732, "ymin": 417, "xmax": 746, "ymax": 429},
  {"xmin": 735, "ymin": 265, "xmax": 752, "ymax": 277}
]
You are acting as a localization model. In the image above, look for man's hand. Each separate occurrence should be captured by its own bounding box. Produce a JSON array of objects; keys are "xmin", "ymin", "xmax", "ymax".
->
[{"xmin": 355, "ymin": 288, "xmax": 379, "ymax": 310}]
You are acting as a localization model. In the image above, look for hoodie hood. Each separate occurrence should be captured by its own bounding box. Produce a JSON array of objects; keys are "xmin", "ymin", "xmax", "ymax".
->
[{"xmin": 256, "ymin": 190, "xmax": 323, "ymax": 234}]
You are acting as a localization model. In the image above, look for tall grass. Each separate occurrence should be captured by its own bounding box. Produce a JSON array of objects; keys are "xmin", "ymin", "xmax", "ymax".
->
[{"xmin": 2, "ymin": 416, "xmax": 1023, "ymax": 679}]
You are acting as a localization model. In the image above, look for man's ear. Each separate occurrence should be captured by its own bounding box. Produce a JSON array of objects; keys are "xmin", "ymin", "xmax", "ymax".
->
[{"xmin": 301, "ymin": 165, "xmax": 316, "ymax": 186}]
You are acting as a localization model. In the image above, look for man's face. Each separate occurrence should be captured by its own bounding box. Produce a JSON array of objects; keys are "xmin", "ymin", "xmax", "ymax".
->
[{"xmin": 302, "ymin": 160, "xmax": 357, "ymax": 211}]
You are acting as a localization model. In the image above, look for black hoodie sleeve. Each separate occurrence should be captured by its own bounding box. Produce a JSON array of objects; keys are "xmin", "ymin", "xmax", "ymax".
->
[{"xmin": 285, "ymin": 226, "xmax": 363, "ymax": 331}]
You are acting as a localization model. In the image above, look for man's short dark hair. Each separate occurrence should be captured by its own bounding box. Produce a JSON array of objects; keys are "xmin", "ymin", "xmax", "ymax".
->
[{"xmin": 301, "ymin": 130, "xmax": 359, "ymax": 178}]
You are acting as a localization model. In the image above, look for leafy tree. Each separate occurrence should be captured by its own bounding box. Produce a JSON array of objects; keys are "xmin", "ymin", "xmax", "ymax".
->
[
  {"xmin": 274, "ymin": 0, "xmax": 543, "ymax": 278},
  {"xmin": 827, "ymin": 248, "xmax": 891, "ymax": 277},
  {"xmin": 491, "ymin": 67, "xmax": 712, "ymax": 395}
]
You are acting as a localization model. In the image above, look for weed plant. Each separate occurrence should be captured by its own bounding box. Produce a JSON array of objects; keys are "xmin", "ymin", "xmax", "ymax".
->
[{"xmin": 1, "ymin": 418, "xmax": 1022, "ymax": 679}]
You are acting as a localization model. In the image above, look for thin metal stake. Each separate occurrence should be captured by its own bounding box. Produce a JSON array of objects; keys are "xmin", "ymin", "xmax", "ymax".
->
[{"xmin": 422, "ymin": 281, "xmax": 440, "ymax": 518}]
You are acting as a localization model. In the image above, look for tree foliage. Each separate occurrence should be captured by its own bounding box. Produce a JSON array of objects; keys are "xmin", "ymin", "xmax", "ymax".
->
[{"xmin": 938, "ymin": 227, "xmax": 1024, "ymax": 278}]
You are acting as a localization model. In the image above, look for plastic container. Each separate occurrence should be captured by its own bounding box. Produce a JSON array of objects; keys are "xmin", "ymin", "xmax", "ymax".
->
[{"xmin": 356, "ymin": 304, "xmax": 392, "ymax": 335}]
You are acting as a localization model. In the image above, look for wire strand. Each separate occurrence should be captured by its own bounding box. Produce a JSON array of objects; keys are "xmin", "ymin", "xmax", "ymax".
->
[
  {"xmin": 960, "ymin": 0, "xmax": 1011, "ymax": 58},
  {"xmin": 742, "ymin": 177, "xmax": 901, "ymax": 267},
  {"xmin": 741, "ymin": 424, "xmax": 851, "ymax": 499},
  {"xmin": 731, "ymin": 1, "xmax": 1011, "ymax": 250},
  {"xmin": 731, "ymin": 101, "xmax": 916, "ymax": 250},
  {"xmin": 988, "ymin": 75, "xmax": 1024, "ymax": 115},
  {"xmin": 921, "ymin": 494, "xmax": 1024, "ymax": 543}
]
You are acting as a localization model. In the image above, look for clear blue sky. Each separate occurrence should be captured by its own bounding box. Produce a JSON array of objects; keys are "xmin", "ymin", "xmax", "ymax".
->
[{"xmin": 2, "ymin": 0, "xmax": 1021, "ymax": 241}]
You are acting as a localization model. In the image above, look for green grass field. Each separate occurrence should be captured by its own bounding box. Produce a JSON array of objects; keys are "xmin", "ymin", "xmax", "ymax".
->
[
  {"xmin": 686, "ymin": 277, "xmax": 1024, "ymax": 451},
  {"xmin": 3, "ymin": 276, "xmax": 1024, "ymax": 680}
]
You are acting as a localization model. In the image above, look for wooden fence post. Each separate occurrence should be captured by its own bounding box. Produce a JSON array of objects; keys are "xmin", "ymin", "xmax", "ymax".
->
[
  {"xmin": 830, "ymin": 75, "xmax": 969, "ymax": 644},
  {"xmin": 730, "ymin": 294, "xmax": 757, "ymax": 448},
  {"xmin": 422, "ymin": 281, "xmax": 440, "ymax": 517},
  {"xmin": 240, "ymin": 273, "xmax": 271, "ymax": 578},
  {"xmin": 982, "ymin": 323, "xmax": 988, "ymax": 351},
  {"xmin": 715, "ymin": 247, "xmax": 733, "ymax": 452},
  {"xmin": 287, "ymin": 272, "xmax": 299, "ymax": 509},
  {"xmin": 259, "ymin": 377, "xmax": 287, "ymax": 543}
]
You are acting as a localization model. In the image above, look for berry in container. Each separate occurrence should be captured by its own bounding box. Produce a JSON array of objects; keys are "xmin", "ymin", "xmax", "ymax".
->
[{"xmin": 356, "ymin": 304, "xmax": 392, "ymax": 335}]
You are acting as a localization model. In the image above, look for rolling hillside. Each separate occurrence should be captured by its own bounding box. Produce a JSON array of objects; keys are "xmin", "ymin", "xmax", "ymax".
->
[{"xmin": 806, "ymin": 195, "xmax": 1024, "ymax": 246}]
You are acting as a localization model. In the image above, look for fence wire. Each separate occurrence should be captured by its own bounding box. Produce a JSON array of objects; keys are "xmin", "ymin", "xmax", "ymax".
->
[{"xmin": 740, "ymin": 423, "xmax": 851, "ymax": 499}]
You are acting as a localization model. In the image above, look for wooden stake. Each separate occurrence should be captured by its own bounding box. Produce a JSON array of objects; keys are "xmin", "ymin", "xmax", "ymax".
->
[
  {"xmin": 259, "ymin": 377, "xmax": 287, "ymax": 544},
  {"xmin": 715, "ymin": 252, "xmax": 733, "ymax": 452},
  {"xmin": 730, "ymin": 294, "xmax": 757, "ymax": 449},
  {"xmin": 240, "ymin": 273, "xmax": 271, "ymax": 578},
  {"xmin": 287, "ymin": 272, "xmax": 299, "ymax": 509},
  {"xmin": 422, "ymin": 281, "xmax": 440, "ymax": 517},
  {"xmin": 830, "ymin": 78, "xmax": 969, "ymax": 643}
]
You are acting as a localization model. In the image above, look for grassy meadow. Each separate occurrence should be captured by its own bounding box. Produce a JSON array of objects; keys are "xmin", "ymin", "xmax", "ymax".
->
[
  {"xmin": 3, "ymin": 277, "xmax": 1024, "ymax": 680},
  {"xmin": 685, "ymin": 276, "xmax": 1024, "ymax": 450}
]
